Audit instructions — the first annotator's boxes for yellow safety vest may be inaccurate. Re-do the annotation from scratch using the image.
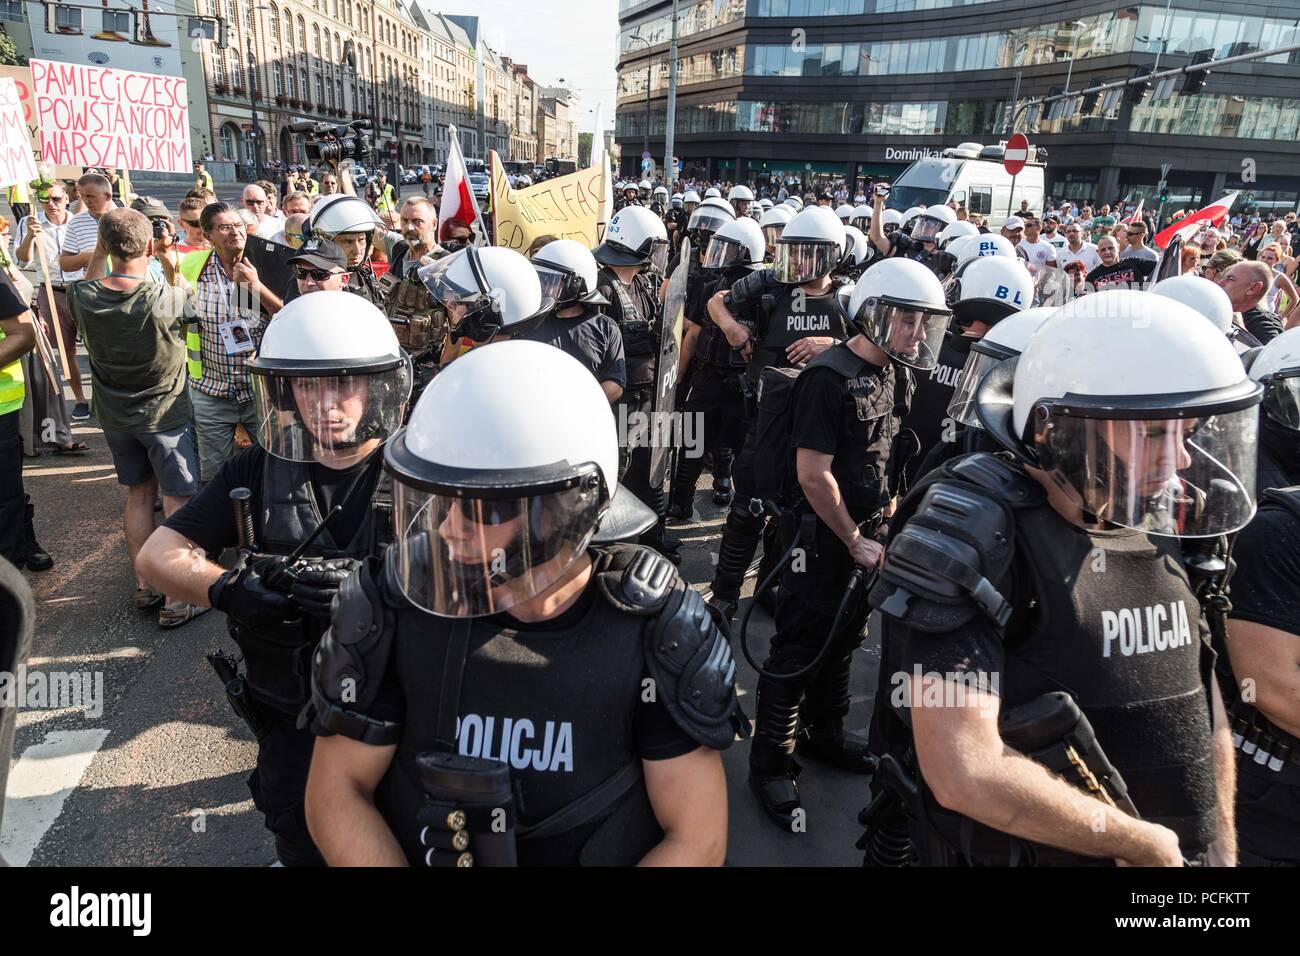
[305,178,319,195]
[377,183,397,213]
[179,249,213,381]
[195,171,214,192]
[0,327,25,416]
[7,182,29,205]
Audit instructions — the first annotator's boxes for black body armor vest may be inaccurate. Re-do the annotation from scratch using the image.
[746,288,849,386]
[902,332,975,462]
[599,268,659,394]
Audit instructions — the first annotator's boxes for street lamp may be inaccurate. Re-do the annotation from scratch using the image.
[624,34,652,174]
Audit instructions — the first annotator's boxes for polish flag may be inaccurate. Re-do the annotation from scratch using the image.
[1153,193,1239,249]
[1120,198,1143,226]
[438,125,484,245]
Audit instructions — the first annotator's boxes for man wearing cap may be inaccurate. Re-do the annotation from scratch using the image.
[1000,215,1025,247]
[194,161,214,193]
[288,238,351,296]
[120,197,183,286]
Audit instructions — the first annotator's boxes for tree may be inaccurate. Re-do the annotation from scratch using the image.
[578,132,593,168]
[0,27,24,66]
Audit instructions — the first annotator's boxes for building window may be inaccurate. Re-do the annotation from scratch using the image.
[220,123,239,162]
[296,15,306,50]
[0,2,22,23]
[102,9,130,33]
[273,63,283,95]
[54,4,83,32]
[268,4,279,39]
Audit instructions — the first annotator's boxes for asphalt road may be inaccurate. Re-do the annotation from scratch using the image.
[2,200,880,868]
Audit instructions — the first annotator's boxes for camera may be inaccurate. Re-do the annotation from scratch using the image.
[874,182,891,198]
[289,118,375,166]
[152,219,167,240]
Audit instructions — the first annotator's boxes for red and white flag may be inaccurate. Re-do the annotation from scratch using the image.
[438,125,485,245]
[1120,198,1143,225]
[1153,192,1239,249]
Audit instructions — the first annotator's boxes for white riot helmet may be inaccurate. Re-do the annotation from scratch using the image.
[840,225,871,270]
[532,239,608,307]
[686,196,735,244]
[682,189,701,210]
[944,235,975,263]
[704,216,766,272]
[901,206,925,233]
[950,255,1033,328]
[759,204,795,248]
[727,184,755,216]
[671,192,684,209]
[784,196,803,212]
[759,198,774,211]
[384,341,653,618]
[773,206,845,284]
[976,290,1262,537]
[1151,274,1234,335]
[417,246,551,345]
[910,204,958,243]
[938,220,979,249]
[957,233,1017,267]
[594,205,670,273]
[704,187,722,199]
[638,179,652,199]
[846,257,951,369]
[851,204,873,230]
[834,203,856,224]
[881,208,904,236]
[1248,326,1300,430]
[306,194,383,241]
[947,306,1055,427]
[248,292,411,467]
[653,185,669,200]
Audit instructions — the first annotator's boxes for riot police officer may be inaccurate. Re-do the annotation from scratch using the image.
[428,246,554,366]
[304,341,745,866]
[136,293,411,866]
[866,289,1256,866]
[593,206,679,561]
[747,257,950,828]
[525,239,627,402]
[705,206,852,621]
[728,185,755,219]
[1223,327,1300,865]
[1152,274,1260,356]
[898,255,1033,493]
[669,216,766,520]
[295,195,387,307]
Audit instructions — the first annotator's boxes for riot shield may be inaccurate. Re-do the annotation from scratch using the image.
[0,557,34,864]
[649,237,690,488]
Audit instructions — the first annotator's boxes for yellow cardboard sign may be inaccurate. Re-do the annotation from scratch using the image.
[490,151,606,251]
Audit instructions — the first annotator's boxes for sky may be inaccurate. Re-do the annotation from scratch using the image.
[429,0,621,134]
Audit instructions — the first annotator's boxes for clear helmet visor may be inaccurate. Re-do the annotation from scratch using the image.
[772,241,837,284]
[648,239,670,277]
[417,255,497,342]
[703,237,746,270]
[535,264,580,304]
[855,299,951,370]
[761,224,785,247]
[947,347,1004,427]
[687,207,732,236]
[1034,406,1259,538]
[389,473,607,618]
[1262,373,1300,429]
[911,216,944,242]
[251,365,411,466]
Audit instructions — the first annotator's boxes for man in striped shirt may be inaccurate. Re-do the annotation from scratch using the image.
[57,173,116,420]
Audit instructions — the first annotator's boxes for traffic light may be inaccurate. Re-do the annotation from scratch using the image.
[1127,68,1153,104]
[1160,188,1170,204]
[1183,49,1213,94]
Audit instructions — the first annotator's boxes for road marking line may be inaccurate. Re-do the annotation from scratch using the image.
[0,729,111,867]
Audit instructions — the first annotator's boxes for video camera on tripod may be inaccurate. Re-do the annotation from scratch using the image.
[289,118,375,166]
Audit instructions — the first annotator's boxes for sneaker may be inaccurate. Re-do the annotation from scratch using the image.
[71,402,90,421]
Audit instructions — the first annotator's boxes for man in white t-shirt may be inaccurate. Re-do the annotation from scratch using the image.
[1042,213,1068,251]
[241,183,281,240]
[1056,221,1102,274]
[1016,213,1057,277]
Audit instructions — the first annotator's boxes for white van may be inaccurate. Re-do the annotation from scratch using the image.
[886,142,1046,229]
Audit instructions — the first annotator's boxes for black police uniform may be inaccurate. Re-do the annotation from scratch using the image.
[310,546,745,866]
[709,270,850,615]
[866,453,1220,866]
[516,304,627,392]
[164,446,390,866]
[596,267,675,555]
[749,341,910,820]
[898,332,977,493]
[666,207,688,252]
[669,264,751,517]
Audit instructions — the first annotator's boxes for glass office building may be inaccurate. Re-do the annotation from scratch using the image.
[616,0,1300,213]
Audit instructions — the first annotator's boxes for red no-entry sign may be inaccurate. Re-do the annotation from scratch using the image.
[1004,133,1029,176]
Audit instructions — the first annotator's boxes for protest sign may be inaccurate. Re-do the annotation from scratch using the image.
[0,78,37,190]
[0,65,78,181]
[29,60,191,174]
[490,151,606,251]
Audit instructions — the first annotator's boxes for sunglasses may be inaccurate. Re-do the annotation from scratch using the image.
[45,196,67,203]
[181,218,201,228]
[244,199,266,207]
[295,267,344,281]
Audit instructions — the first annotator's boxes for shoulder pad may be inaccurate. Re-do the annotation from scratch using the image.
[870,477,1016,634]
[948,452,1045,509]
[309,557,400,744]
[727,267,780,308]
[644,585,747,750]
[595,545,677,615]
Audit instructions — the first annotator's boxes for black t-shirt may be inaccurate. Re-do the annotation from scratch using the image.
[1241,306,1285,345]
[164,445,381,556]
[0,268,27,319]
[517,306,626,389]
[1086,258,1156,291]
[365,566,698,761]
[791,353,888,457]
[1227,499,1300,638]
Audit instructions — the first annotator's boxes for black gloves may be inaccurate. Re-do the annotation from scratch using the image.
[284,557,362,618]
[209,557,297,628]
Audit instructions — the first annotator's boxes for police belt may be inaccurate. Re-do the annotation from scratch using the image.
[1229,699,1300,779]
